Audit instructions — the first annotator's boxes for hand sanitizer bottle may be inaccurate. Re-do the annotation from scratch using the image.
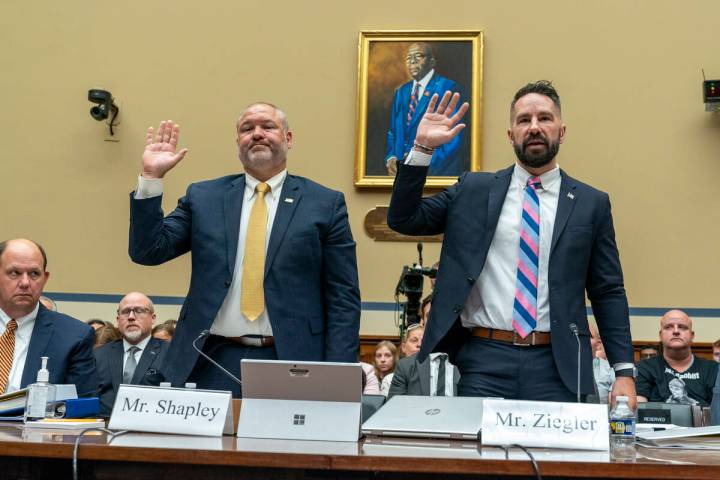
[24,356,56,422]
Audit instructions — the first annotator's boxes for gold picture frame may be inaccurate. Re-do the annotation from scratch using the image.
[354,30,484,188]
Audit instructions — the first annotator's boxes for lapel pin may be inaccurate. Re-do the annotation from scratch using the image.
[567,192,575,200]
[284,198,294,203]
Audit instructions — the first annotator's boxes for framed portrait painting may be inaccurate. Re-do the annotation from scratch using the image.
[354,30,483,188]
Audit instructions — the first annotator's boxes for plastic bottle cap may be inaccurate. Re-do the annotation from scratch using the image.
[37,356,50,383]
[616,396,629,402]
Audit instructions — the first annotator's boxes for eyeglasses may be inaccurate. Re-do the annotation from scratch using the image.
[405,53,427,63]
[118,306,153,317]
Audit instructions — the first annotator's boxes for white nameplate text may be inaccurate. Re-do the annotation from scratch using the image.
[481,399,609,451]
[109,385,233,437]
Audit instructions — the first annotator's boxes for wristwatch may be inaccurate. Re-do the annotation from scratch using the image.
[615,367,637,378]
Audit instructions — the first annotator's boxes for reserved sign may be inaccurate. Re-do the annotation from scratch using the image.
[109,385,234,436]
[481,399,609,451]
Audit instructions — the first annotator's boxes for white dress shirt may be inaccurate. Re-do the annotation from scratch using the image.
[429,352,455,396]
[412,68,435,103]
[135,170,287,337]
[0,303,39,393]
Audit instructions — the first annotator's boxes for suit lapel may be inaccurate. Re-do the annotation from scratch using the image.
[22,305,53,387]
[110,341,124,389]
[131,339,160,384]
[418,357,431,396]
[486,166,514,244]
[264,175,301,277]
[224,176,246,278]
[550,172,578,256]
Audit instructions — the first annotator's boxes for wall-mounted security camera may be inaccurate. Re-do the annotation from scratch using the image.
[703,80,720,112]
[88,88,120,135]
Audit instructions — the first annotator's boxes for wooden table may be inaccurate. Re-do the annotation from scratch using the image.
[1,424,719,480]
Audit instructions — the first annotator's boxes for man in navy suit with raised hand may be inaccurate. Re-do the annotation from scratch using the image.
[388,82,636,406]
[129,103,361,397]
[0,239,97,397]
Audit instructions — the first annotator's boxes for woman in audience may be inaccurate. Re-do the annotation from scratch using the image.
[374,340,399,396]
[94,324,121,349]
[152,321,175,342]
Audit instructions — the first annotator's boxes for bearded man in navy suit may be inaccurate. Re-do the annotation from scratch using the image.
[388,82,636,407]
[385,42,467,177]
[0,239,97,397]
[128,103,360,397]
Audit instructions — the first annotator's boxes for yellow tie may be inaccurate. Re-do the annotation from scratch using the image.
[0,319,18,393]
[241,182,271,321]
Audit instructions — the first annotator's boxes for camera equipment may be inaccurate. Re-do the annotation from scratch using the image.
[88,89,120,135]
[394,243,437,332]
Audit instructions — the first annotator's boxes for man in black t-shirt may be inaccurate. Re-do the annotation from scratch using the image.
[637,310,717,406]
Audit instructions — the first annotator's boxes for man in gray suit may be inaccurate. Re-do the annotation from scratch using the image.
[388,353,459,398]
[94,292,168,416]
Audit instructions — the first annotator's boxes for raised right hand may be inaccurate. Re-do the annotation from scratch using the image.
[142,120,189,179]
[414,91,469,149]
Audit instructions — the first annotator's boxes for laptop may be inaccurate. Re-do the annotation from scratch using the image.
[361,395,485,440]
[237,359,363,442]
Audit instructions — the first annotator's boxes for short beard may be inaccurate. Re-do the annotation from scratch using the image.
[513,136,560,169]
[123,329,146,345]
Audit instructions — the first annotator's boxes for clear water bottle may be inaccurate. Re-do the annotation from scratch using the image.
[609,395,636,461]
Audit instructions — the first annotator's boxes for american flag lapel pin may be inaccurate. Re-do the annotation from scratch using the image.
[284,198,294,203]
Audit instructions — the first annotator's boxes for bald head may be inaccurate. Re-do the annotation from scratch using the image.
[659,309,694,352]
[0,238,50,319]
[116,291,156,344]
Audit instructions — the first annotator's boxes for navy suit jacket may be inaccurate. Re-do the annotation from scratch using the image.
[95,337,169,416]
[129,173,361,386]
[385,73,467,176]
[387,164,634,395]
[20,304,98,397]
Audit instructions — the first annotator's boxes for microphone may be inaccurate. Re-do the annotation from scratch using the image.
[191,330,242,386]
[417,242,424,266]
[569,323,581,403]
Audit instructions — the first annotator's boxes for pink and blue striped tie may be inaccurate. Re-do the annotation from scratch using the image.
[512,176,542,338]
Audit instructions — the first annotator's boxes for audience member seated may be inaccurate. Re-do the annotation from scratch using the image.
[94,292,169,416]
[381,325,424,395]
[590,323,615,403]
[360,361,380,394]
[94,324,121,349]
[374,340,399,397]
[39,295,57,311]
[0,238,97,396]
[399,323,424,358]
[151,320,175,342]
[639,344,660,360]
[637,310,718,406]
[87,318,109,331]
[388,351,459,398]
[713,339,720,363]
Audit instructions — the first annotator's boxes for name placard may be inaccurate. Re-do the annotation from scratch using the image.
[109,385,233,437]
[481,399,609,451]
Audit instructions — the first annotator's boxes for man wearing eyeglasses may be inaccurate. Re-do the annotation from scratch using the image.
[385,42,467,177]
[94,292,169,416]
